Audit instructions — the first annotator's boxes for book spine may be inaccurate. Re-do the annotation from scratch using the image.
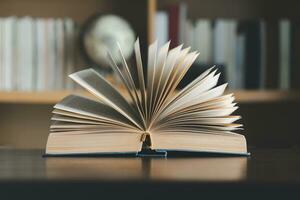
[178,2,187,45]
[213,20,237,89]
[36,19,45,91]
[279,19,291,90]
[0,17,77,91]
[213,20,226,66]
[184,19,194,50]
[0,18,3,90]
[16,18,22,91]
[154,11,169,48]
[11,17,18,90]
[259,21,266,89]
[19,17,34,91]
[32,18,38,91]
[73,22,82,90]
[242,20,262,89]
[194,19,212,64]
[264,20,279,89]
[47,19,56,90]
[55,19,65,90]
[227,20,238,89]
[19,18,27,91]
[167,5,179,48]
[27,17,34,91]
[235,32,246,89]
[291,20,300,89]
[64,18,75,90]
[3,17,15,91]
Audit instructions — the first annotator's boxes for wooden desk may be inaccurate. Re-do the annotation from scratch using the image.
[0,148,299,199]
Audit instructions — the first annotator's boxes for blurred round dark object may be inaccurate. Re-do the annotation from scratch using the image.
[80,13,135,70]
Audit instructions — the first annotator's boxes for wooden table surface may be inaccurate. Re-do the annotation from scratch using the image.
[0,148,300,199]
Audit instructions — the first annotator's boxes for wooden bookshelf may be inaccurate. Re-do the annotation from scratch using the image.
[0,91,75,104]
[0,0,299,149]
[232,90,300,102]
[1,0,297,105]
[0,90,300,104]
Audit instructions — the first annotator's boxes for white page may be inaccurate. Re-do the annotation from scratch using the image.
[107,44,145,125]
[166,72,220,111]
[52,108,135,129]
[158,116,240,127]
[153,128,238,136]
[54,94,138,129]
[151,41,170,114]
[146,41,158,122]
[162,47,191,94]
[153,51,198,119]
[49,129,142,135]
[69,68,143,130]
[167,94,235,117]
[154,45,182,107]
[155,65,213,120]
[156,123,242,132]
[52,114,104,125]
[153,47,192,117]
[106,51,144,120]
[170,66,214,103]
[160,83,228,120]
[134,39,147,115]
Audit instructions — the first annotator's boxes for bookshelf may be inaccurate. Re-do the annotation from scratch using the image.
[0,0,299,149]
[0,0,298,102]
[0,90,300,104]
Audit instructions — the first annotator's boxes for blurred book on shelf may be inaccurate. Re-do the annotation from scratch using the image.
[154,2,299,90]
[238,20,265,89]
[291,20,300,89]
[154,11,168,48]
[279,20,291,90]
[0,16,79,92]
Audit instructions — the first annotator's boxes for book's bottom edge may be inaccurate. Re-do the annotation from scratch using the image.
[43,149,250,157]
[157,149,250,157]
[43,151,139,157]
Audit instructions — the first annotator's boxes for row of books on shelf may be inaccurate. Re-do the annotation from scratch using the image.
[0,16,78,91]
[154,3,300,89]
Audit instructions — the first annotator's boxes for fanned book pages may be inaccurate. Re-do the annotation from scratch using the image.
[46,39,248,156]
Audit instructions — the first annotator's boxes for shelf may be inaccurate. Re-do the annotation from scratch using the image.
[0,91,74,104]
[0,90,300,104]
[231,90,300,103]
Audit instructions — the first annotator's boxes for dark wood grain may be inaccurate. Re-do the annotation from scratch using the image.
[0,148,299,199]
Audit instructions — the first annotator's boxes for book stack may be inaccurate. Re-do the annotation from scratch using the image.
[0,17,78,91]
[154,2,299,90]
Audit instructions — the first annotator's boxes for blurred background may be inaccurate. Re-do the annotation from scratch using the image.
[0,0,299,149]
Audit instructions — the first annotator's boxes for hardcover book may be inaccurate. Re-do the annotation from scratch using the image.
[45,39,248,156]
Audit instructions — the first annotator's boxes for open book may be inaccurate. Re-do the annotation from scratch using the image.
[46,39,248,156]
